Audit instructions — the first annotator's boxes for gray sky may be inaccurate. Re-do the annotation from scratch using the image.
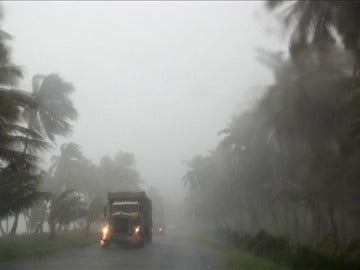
[2,1,285,201]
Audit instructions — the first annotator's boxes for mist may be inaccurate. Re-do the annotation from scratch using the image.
[3,2,360,269]
[2,1,283,202]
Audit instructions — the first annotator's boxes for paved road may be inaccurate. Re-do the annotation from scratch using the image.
[0,232,227,270]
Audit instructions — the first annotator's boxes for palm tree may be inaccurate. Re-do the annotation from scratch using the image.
[0,161,47,236]
[266,1,360,73]
[0,10,50,235]
[7,74,78,235]
[48,142,94,192]
[23,74,78,141]
[0,89,48,167]
[23,143,87,234]
[48,189,87,239]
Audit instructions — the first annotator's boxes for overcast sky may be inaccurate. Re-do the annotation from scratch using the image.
[2,1,285,202]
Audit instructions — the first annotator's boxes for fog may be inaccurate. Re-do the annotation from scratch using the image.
[2,2,360,269]
[2,1,284,202]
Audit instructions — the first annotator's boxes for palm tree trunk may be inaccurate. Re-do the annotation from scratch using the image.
[6,217,9,233]
[272,208,280,236]
[49,224,56,239]
[9,212,19,236]
[23,210,31,233]
[292,201,299,243]
[38,201,48,233]
[327,200,339,250]
[339,204,347,245]
[309,199,320,240]
[0,222,5,236]
[283,202,290,237]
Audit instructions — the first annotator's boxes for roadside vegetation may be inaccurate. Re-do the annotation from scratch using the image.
[0,230,97,263]
[185,2,360,269]
[199,233,288,270]
[200,229,360,270]
[0,0,162,254]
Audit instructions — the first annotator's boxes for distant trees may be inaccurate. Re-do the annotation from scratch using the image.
[28,144,144,236]
[183,2,360,250]
[147,187,165,224]
[48,143,94,193]
[184,45,360,247]
[97,152,142,193]
[0,1,145,237]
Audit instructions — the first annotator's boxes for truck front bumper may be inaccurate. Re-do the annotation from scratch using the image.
[101,233,143,245]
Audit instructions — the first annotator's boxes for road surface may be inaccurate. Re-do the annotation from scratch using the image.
[0,232,228,270]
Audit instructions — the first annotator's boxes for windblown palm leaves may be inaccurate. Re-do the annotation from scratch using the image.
[24,74,78,141]
[183,43,360,245]
[48,143,94,193]
[0,28,22,87]
[0,163,44,218]
[0,4,79,236]
[49,143,86,176]
[48,189,87,238]
[266,1,360,70]
[182,155,213,190]
[0,29,47,167]
[0,74,78,228]
[0,23,50,232]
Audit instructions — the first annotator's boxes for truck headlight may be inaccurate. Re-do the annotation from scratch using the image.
[102,225,109,238]
[102,226,109,234]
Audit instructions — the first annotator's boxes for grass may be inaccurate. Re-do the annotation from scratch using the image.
[198,229,360,270]
[0,230,98,263]
[198,234,289,270]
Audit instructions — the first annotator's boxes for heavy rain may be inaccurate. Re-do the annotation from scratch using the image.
[0,1,359,270]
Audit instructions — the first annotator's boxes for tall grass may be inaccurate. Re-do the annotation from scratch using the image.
[204,228,360,270]
[0,230,97,263]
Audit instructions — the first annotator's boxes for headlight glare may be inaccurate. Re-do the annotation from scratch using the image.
[102,226,109,235]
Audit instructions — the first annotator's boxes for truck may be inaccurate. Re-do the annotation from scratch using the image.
[100,191,152,248]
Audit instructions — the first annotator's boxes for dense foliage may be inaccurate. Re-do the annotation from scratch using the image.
[183,2,360,263]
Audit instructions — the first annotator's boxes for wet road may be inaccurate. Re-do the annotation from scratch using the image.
[0,232,227,270]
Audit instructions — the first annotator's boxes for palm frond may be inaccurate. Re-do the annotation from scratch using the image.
[49,189,87,228]
[0,65,23,87]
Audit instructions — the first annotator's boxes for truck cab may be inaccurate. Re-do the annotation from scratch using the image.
[101,191,152,248]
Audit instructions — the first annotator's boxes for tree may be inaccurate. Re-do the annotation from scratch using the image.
[22,142,94,235]
[23,74,78,141]
[183,44,360,247]
[147,187,165,225]
[8,74,78,235]
[85,195,105,235]
[266,1,360,73]
[0,5,52,235]
[48,189,87,239]
[98,152,142,192]
[48,143,93,192]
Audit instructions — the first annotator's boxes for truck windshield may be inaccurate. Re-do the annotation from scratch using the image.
[112,203,139,214]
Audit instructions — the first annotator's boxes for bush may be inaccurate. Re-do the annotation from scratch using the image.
[291,245,360,270]
[251,230,290,257]
[216,228,360,270]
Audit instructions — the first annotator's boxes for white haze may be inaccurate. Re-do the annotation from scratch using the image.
[2,1,285,203]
